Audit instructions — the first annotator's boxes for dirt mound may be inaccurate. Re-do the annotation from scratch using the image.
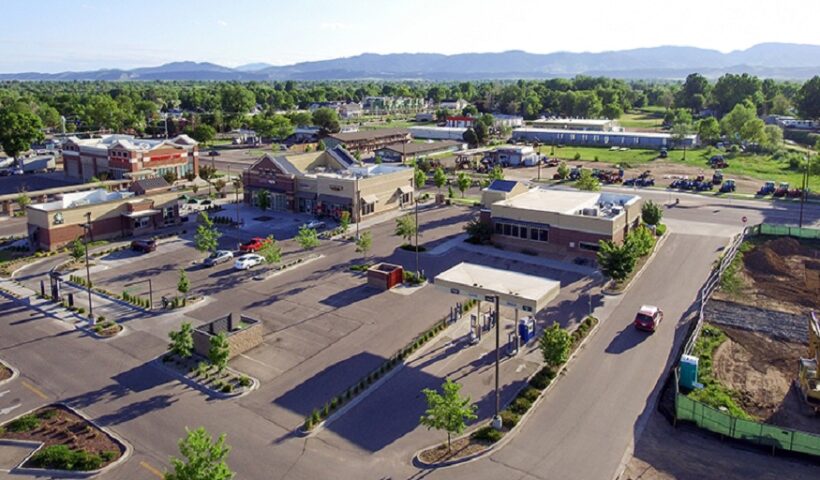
[743,247,791,277]
[766,237,803,256]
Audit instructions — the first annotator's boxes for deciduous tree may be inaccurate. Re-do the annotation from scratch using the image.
[166,427,233,480]
[394,214,418,247]
[596,240,637,282]
[295,226,320,250]
[168,322,194,359]
[257,235,281,264]
[433,167,447,191]
[575,169,601,191]
[456,172,471,197]
[539,323,572,369]
[419,379,477,451]
[194,212,221,253]
[208,332,230,373]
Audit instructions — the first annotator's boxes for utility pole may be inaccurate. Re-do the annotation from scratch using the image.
[534,141,541,181]
[83,212,93,323]
[355,175,360,240]
[491,295,502,430]
[799,147,812,229]
[415,171,420,278]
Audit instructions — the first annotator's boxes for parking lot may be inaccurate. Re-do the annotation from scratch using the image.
[0,171,80,196]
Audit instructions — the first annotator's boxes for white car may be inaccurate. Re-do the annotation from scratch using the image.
[234,254,264,270]
[302,220,326,230]
[204,250,233,267]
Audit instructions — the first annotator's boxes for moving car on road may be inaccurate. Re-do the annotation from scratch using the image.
[634,305,663,332]
[239,237,269,253]
[131,239,157,253]
[302,220,326,230]
[234,254,264,270]
[204,250,233,267]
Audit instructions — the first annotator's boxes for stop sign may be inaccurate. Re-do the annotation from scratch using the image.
[742,216,748,224]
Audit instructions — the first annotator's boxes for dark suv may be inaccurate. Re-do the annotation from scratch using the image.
[131,239,157,253]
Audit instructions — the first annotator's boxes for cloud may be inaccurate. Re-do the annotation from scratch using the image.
[217,20,228,27]
[320,21,352,31]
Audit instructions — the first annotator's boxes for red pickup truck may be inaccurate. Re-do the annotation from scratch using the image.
[239,237,269,253]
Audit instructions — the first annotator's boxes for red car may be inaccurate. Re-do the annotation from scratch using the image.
[239,237,269,253]
[634,305,663,332]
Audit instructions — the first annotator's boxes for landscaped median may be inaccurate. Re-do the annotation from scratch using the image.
[300,299,478,434]
[415,315,599,468]
[0,404,128,475]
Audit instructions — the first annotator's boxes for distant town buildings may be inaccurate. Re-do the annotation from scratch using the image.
[439,99,469,111]
[61,134,199,181]
[445,116,476,128]
[531,118,618,132]
[492,114,525,128]
[511,127,697,149]
[765,115,820,131]
[408,126,468,140]
[375,140,465,163]
[323,128,411,154]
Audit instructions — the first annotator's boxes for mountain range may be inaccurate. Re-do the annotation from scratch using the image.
[2,43,819,81]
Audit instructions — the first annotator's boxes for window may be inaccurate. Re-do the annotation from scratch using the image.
[539,229,548,242]
[579,242,600,252]
[495,223,503,234]
[518,226,528,239]
[361,202,374,216]
[530,228,538,240]
[503,224,511,236]
[511,225,518,237]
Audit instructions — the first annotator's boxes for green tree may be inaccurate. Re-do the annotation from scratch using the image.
[189,124,216,145]
[433,167,447,192]
[0,108,44,159]
[464,218,493,244]
[355,231,372,258]
[625,225,656,257]
[462,128,478,146]
[168,322,194,359]
[199,165,216,184]
[575,169,601,191]
[762,125,784,151]
[251,114,294,140]
[213,179,226,196]
[257,235,281,264]
[739,118,766,145]
[194,212,221,253]
[208,332,230,373]
[797,75,820,119]
[697,117,721,145]
[419,379,477,451]
[641,200,663,225]
[166,427,233,480]
[456,172,471,197]
[15,191,30,211]
[296,226,320,250]
[338,210,351,232]
[255,190,271,210]
[675,73,710,112]
[711,73,763,116]
[414,167,426,193]
[596,240,637,282]
[487,165,504,181]
[539,323,572,369]
[556,161,570,180]
[177,269,190,302]
[720,101,757,141]
[312,107,340,134]
[394,214,418,247]
[69,237,86,262]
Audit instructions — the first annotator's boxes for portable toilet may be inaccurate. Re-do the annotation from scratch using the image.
[518,317,536,344]
[679,354,700,390]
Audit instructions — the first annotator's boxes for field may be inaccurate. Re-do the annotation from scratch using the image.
[617,107,665,130]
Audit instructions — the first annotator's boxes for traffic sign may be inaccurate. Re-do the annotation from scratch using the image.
[742,216,747,224]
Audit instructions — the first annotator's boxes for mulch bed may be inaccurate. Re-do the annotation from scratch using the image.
[418,436,494,464]
[0,363,12,382]
[0,405,123,468]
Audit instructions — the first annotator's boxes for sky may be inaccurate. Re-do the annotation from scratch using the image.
[1,0,819,73]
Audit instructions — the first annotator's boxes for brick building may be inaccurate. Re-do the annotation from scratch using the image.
[62,134,199,181]
[323,128,410,154]
[26,189,182,251]
[481,184,642,257]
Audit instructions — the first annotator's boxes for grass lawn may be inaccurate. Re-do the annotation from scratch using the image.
[537,145,662,165]
[363,120,432,129]
[618,108,665,130]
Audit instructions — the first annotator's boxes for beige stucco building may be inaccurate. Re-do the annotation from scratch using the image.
[480,183,642,257]
[26,188,182,251]
[244,146,415,221]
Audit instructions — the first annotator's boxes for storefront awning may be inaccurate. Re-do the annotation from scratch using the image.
[361,194,378,204]
[398,185,414,194]
[122,209,160,218]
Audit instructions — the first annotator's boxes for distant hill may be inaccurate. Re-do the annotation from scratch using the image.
[2,43,819,81]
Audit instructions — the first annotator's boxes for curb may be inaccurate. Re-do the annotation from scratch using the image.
[252,254,323,281]
[602,228,670,297]
[151,357,259,400]
[413,317,602,470]
[0,359,20,387]
[1,403,132,478]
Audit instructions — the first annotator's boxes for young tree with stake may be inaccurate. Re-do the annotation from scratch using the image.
[419,379,477,451]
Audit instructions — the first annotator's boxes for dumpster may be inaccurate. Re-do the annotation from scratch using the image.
[367,263,404,290]
[518,317,535,344]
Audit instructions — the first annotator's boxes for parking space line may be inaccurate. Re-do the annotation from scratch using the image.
[140,461,165,479]
[21,380,47,400]
[239,353,273,369]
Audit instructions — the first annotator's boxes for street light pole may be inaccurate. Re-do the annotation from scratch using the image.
[534,141,541,181]
[415,172,420,278]
[83,212,93,323]
[355,175,360,240]
[491,294,502,430]
[799,148,812,229]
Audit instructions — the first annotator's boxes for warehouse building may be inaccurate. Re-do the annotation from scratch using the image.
[376,140,465,163]
[409,126,468,140]
[323,128,411,154]
[511,127,697,149]
[480,184,642,257]
[531,118,617,131]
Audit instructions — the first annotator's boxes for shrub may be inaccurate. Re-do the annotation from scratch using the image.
[239,375,251,387]
[220,383,233,393]
[529,367,554,390]
[38,408,58,420]
[77,307,85,315]
[330,397,339,410]
[472,426,503,443]
[322,403,330,418]
[573,152,581,161]
[100,451,118,462]
[311,409,321,424]
[304,416,314,431]
[6,414,39,432]
[520,386,541,403]
[97,315,105,323]
[28,444,103,471]
[655,223,667,236]
[509,397,533,415]
[500,410,520,429]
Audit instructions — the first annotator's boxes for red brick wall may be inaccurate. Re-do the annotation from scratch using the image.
[40,216,125,251]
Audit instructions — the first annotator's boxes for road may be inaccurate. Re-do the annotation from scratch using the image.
[0,193,816,479]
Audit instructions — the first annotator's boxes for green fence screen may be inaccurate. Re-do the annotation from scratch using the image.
[756,224,820,239]
[676,394,820,456]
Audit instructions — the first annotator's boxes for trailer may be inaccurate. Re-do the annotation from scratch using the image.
[19,155,56,173]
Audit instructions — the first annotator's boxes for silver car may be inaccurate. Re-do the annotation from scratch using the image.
[204,250,233,267]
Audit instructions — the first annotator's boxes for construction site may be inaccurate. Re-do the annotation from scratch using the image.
[704,236,820,433]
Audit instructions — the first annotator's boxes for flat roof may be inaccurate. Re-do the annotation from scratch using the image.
[380,140,463,155]
[533,118,613,126]
[513,127,696,140]
[328,128,409,142]
[435,262,560,312]
[30,188,135,211]
[495,188,640,219]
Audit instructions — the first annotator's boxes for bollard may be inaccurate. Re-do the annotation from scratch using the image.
[67,293,74,307]
[40,280,45,297]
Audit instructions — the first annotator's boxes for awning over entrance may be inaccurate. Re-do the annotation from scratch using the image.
[361,194,378,204]
[434,262,560,313]
[121,209,160,218]
[398,185,414,194]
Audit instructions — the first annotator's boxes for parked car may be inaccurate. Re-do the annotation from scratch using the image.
[634,305,663,332]
[234,254,264,270]
[239,237,269,253]
[302,220,326,230]
[131,239,157,253]
[204,250,233,267]
[0,169,11,177]
[12,168,24,175]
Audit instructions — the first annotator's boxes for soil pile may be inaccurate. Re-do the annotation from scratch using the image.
[767,237,803,256]
[744,247,790,277]
[741,239,819,310]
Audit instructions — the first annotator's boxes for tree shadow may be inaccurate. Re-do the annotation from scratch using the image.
[319,283,377,308]
[62,362,173,412]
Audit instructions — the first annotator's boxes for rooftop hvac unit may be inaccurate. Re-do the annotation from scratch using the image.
[610,207,621,215]
[582,208,598,217]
